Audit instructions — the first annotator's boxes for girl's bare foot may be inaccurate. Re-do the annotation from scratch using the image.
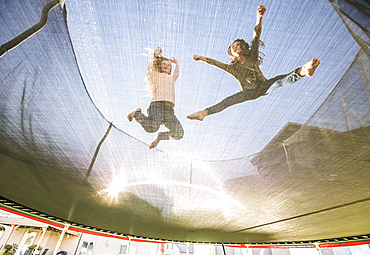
[187,110,208,121]
[127,108,141,122]
[149,132,162,149]
[299,58,320,77]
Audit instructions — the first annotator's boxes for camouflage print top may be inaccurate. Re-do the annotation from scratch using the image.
[205,27,267,90]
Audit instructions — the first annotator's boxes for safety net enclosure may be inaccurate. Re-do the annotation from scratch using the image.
[0,0,369,244]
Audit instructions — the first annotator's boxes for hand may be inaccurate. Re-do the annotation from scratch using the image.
[154,46,162,56]
[170,57,178,65]
[257,5,266,17]
[193,55,206,62]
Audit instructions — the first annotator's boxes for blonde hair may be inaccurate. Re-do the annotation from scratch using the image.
[144,48,171,96]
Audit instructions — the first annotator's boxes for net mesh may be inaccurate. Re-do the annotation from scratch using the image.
[0,0,369,243]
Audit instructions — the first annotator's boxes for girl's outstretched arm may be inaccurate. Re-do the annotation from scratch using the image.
[149,47,162,73]
[255,5,266,30]
[170,57,179,81]
[193,55,207,62]
[194,54,236,76]
[154,46,162,57]
[250,5,266,60]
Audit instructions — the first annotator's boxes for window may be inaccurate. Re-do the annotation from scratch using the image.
[79,241,95,255]
[119,245,127,255]
[235,248,248,255]
[118,244,136,255]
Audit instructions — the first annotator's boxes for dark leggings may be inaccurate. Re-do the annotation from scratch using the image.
[206,69,302,115]
[134,101,184,141]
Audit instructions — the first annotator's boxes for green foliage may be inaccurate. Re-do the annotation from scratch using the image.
[4,243,18,255]
[30,244,42,250]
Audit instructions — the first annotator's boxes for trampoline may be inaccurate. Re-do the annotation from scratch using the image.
[0,0,370,245]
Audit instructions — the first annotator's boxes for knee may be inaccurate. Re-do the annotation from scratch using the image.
[172,127,184,140]
[144,123,160,133]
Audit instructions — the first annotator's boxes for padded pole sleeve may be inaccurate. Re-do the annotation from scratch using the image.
[0,0,61,58]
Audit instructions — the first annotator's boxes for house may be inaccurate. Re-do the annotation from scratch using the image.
[1,209,369,255]
[0,209,157,255]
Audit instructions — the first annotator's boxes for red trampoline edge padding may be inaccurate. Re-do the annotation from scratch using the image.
[228,240,370,249]
[1,205,369,248]
[0,205,65,229]
[0,205,127,240]
[0,205,166,243]
[319,240,370,248]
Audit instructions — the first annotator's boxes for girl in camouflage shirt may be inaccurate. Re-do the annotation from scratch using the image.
[187,5,320,121]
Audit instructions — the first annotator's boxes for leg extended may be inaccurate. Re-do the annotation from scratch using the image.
[187,89,259,121]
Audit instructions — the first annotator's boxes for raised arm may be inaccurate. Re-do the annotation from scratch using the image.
[170,57,179,81]
[255,5,266,30]
[250,5,266,60]
[148,46,163,73]
[154,46,162,58]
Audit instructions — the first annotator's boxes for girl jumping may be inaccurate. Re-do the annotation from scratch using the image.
[187,5,320,121]
[128,47,184,149]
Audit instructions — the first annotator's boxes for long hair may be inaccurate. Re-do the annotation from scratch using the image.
[144,48,171,96]
[227,39,265,65]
